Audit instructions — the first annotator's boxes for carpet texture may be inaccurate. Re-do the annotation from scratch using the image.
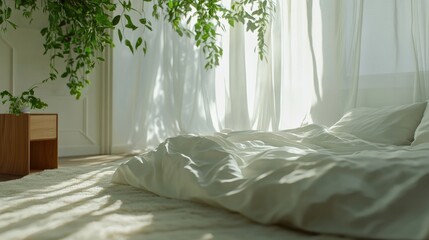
[0,160,343,240]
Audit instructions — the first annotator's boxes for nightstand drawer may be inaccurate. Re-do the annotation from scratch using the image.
[30,115,57,140]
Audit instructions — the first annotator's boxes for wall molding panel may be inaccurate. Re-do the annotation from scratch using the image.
[0,35,15,93]
[1,15,106,157]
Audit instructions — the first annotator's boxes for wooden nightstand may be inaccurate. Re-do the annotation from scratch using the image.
[0,113,58,176]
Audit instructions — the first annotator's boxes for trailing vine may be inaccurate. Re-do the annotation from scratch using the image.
[0,0,274,112]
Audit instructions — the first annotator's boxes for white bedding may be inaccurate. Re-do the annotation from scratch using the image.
[113,124,429,240]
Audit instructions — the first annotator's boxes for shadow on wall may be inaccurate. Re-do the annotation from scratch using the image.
[117,18,219,152]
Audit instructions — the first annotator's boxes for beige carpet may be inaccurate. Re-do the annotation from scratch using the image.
[0,159,344,240]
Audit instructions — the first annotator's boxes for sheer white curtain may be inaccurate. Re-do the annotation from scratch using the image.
[112,0,429,153]
[412,0,429,101]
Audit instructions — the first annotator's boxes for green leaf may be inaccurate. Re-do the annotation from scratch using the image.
[228,19,235,27]
[5,7,11,19]
[246,21,257,32]
[143,41,147,55]
[125,39,134,53]
[111,15,121,26]
[117,29,123,42]
[124,14,137,30]
[135,37,142,49]
[61,72,69,78]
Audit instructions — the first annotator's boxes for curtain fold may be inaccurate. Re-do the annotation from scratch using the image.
[226,22,251,130]
[412,0,429,102]
[344,0,364,109]
[112,0,429,153]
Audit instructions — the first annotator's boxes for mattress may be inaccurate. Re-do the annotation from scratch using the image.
[0,160,342,240]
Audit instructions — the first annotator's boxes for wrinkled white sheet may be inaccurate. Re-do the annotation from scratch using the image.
[112,124,429,240]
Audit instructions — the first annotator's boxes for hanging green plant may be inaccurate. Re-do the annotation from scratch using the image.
[0,0,274,111]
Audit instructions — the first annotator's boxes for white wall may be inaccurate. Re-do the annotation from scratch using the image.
[0,10,106,156]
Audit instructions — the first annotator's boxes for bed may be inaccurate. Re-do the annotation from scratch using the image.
[113,102,429,240]
[1,102,428,239]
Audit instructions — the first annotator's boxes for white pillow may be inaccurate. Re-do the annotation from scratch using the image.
[329,102,427,145]
[412,101,429,146]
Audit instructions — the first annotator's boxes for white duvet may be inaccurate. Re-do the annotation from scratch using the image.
[112,124,429,239]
